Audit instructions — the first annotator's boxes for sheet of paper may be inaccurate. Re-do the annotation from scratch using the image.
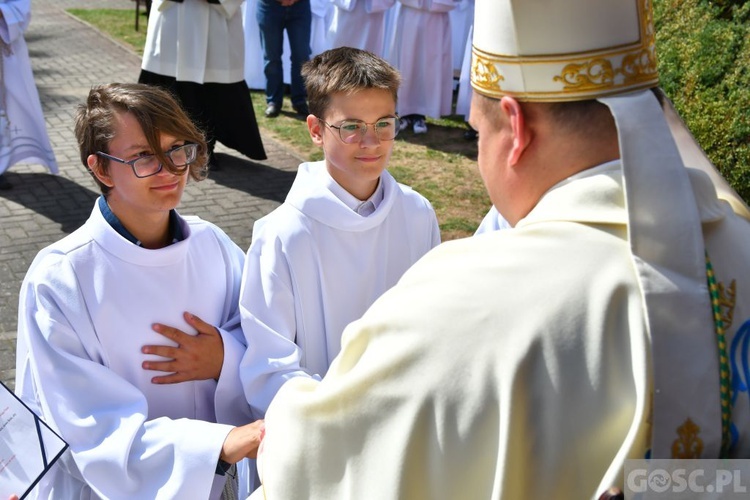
[0,382,67,499]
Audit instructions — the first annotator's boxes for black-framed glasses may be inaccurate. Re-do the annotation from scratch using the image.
[318,116,400,144]
[95,143,198,178]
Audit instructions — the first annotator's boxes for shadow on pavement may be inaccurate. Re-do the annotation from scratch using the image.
[394,122,478,162]
[0,171,98,233]
[206,153,295,203]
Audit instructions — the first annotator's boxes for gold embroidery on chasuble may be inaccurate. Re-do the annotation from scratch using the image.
[718,280,737,330]
[671,418,703,459]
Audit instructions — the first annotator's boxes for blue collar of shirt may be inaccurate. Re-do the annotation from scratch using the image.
[98,196,184,246]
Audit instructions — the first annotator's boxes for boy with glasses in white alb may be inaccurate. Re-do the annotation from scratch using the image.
[239,47,441,419]
[15,83,264,499]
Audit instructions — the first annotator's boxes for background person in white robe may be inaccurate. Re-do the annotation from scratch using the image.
[15,83,263,500]
[248,1,750,498]
[386,0,459,134]
[238,47,440,418]
[0,0,58,190]
[454,10,477,140]
[448,0,471,77]
[139,0,267,168]
[473,204,509,235]
[328,0,394,57]
[242,0,266,90]
[309,0,332,56]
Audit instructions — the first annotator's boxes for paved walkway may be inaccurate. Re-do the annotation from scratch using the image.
[0,0,302,388]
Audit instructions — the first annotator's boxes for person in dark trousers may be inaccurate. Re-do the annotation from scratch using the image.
[138,0,267,169]
[256,0,312,118]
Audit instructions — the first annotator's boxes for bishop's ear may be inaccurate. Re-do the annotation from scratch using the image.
[501,96,531,166]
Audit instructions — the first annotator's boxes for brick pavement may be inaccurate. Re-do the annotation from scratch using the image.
[0,0,302,388]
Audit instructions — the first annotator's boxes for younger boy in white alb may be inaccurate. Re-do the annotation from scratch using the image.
[239,47,440,417]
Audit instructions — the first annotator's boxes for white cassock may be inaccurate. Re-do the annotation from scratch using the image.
[0,0,57,174]
[242,0,266,90]
[386,0,458,118]
[448,0,472,75]
[140,0,267,161]
[142,0,245,84]
[328,0,395,57]
[15,203,252,500]
[382,1,400,60]
[474,203,510,235]
[310,0,333,56]
[454,20,472,118]
[239,160,440,417]
[250,160,750,499]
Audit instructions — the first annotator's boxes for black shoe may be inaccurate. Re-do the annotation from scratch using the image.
[293,103,309,117]
[463,125,478,141]
[265,103,281,118]
[398,116,411,132]
[0,174,12,190]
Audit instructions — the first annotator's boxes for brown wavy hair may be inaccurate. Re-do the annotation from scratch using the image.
[302,47,401,120]
[74,82,209,195]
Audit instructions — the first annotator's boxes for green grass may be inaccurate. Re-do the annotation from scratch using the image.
[67,8,149,56]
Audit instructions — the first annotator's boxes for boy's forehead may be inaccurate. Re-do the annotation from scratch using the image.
[110,110,142,135]
[325,89,397,120]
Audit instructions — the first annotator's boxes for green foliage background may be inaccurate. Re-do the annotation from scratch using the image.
[654,0,750,202]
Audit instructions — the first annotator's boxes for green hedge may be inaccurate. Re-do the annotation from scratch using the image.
[654,0,750,202]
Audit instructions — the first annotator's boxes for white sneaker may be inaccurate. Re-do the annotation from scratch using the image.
[398,117,411,132]
[413,118,427,134]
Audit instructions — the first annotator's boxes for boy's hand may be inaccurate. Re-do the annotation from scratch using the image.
[142,312,224,383]
[221,420,266,462]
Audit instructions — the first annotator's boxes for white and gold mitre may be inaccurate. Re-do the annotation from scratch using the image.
[471,0,659,101]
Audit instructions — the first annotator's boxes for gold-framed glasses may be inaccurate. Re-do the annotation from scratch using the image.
[318,116,400,144]
[95,143,198,178]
